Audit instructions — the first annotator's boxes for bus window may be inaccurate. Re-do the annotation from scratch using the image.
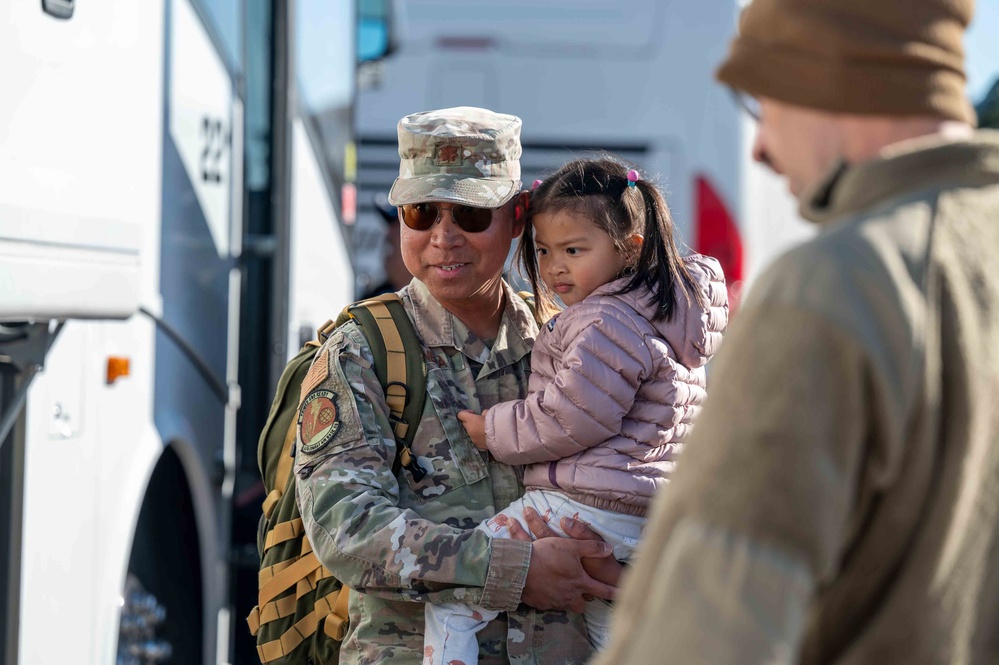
[194,0,242,70]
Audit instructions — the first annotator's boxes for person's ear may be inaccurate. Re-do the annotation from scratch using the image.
[629,232,644,254]
[512,191,530,237]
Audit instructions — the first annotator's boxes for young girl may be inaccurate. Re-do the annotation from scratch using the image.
[422,157,728,664]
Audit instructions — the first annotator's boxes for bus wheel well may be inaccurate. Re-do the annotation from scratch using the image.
[119,446,203,664]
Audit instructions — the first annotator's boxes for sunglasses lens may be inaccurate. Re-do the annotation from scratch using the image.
[452,205,493,233]
[400,203,495,233]
[400,203,438,231]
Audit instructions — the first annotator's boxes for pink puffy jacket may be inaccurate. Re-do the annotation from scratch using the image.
[485,254,728,516]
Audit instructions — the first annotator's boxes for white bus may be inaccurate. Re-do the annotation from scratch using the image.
[0,0,369,662]
[352,0,809,306]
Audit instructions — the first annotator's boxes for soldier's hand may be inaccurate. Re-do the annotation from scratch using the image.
[563,516,624,588]
[522,536,616,613]
[457,410,489,450]
[510,507,625,589]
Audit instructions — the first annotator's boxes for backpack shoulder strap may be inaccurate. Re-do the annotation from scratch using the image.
[344,293,428,481]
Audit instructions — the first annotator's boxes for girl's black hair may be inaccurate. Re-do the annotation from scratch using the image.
[518,156,701,321]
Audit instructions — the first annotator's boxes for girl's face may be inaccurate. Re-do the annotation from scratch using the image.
[532,210,638,307]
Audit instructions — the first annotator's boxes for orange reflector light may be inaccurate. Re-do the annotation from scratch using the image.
[106,357,131,385]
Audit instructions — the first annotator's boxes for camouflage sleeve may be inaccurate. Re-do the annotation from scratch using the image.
[485,311,649,465]
[294,323,531,611]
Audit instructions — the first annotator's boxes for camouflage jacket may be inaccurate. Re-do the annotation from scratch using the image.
[295,279,593,665]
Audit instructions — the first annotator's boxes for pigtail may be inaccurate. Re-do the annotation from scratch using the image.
[621,179,701,321]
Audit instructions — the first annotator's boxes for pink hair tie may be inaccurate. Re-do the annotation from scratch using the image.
[532,179,543,191]
[626,169,640,187]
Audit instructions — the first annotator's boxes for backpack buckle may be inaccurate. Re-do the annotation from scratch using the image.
[398,444,428,482]
[385,380,410,406]
[317,319,337,343]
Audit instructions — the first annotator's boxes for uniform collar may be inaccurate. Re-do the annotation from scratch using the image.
[405,279,537,374]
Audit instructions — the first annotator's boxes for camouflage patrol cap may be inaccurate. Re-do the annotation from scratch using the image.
[387,106,523,208]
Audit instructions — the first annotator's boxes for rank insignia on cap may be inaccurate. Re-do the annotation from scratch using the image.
[298,389,342,454]
[435,143,462,166]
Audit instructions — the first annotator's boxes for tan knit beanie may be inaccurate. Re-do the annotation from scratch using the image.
[716,0,977,124]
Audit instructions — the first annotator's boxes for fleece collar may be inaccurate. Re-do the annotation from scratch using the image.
[800,130,999,226]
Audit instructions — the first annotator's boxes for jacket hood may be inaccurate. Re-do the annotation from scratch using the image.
[590,254,728,369]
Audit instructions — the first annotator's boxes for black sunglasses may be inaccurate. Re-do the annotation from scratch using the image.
[399,202,496,233]
[728,87,761,122]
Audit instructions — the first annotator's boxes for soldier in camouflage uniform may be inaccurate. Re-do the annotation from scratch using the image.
[295,107,615,665]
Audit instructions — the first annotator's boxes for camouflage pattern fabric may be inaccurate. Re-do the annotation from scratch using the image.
[387,106,523,209]
[295,279,593,665]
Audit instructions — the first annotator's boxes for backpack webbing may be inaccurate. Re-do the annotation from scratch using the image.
[248,293,426,663]
[342,296,428,480]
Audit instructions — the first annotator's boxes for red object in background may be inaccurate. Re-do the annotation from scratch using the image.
[695,174,744,312]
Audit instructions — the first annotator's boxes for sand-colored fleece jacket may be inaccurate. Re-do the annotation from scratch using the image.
[594,132,999,665]
[485,254,728,516]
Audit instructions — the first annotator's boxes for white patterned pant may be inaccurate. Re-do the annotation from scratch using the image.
[423,489,645,665]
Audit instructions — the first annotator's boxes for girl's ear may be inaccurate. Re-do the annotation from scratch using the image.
[623,233,644,267]
[628,232,644,258]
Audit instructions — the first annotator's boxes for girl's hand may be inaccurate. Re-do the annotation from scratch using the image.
[457,410,489,450]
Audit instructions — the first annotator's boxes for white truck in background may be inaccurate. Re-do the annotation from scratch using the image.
[353,1,999,307]
[0,0,371,662]
[352,0,811,306]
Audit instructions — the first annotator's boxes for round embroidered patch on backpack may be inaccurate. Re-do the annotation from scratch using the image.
[298,389,342,454]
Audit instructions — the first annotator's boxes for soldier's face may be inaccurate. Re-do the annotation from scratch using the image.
[400,198,524,309]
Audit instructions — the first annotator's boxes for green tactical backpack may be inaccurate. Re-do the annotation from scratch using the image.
[247,293,429,664]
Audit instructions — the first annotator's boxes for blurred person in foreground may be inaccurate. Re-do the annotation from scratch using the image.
[595,0,999,663]
[295,106,615,665]
[362,193,413,299]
